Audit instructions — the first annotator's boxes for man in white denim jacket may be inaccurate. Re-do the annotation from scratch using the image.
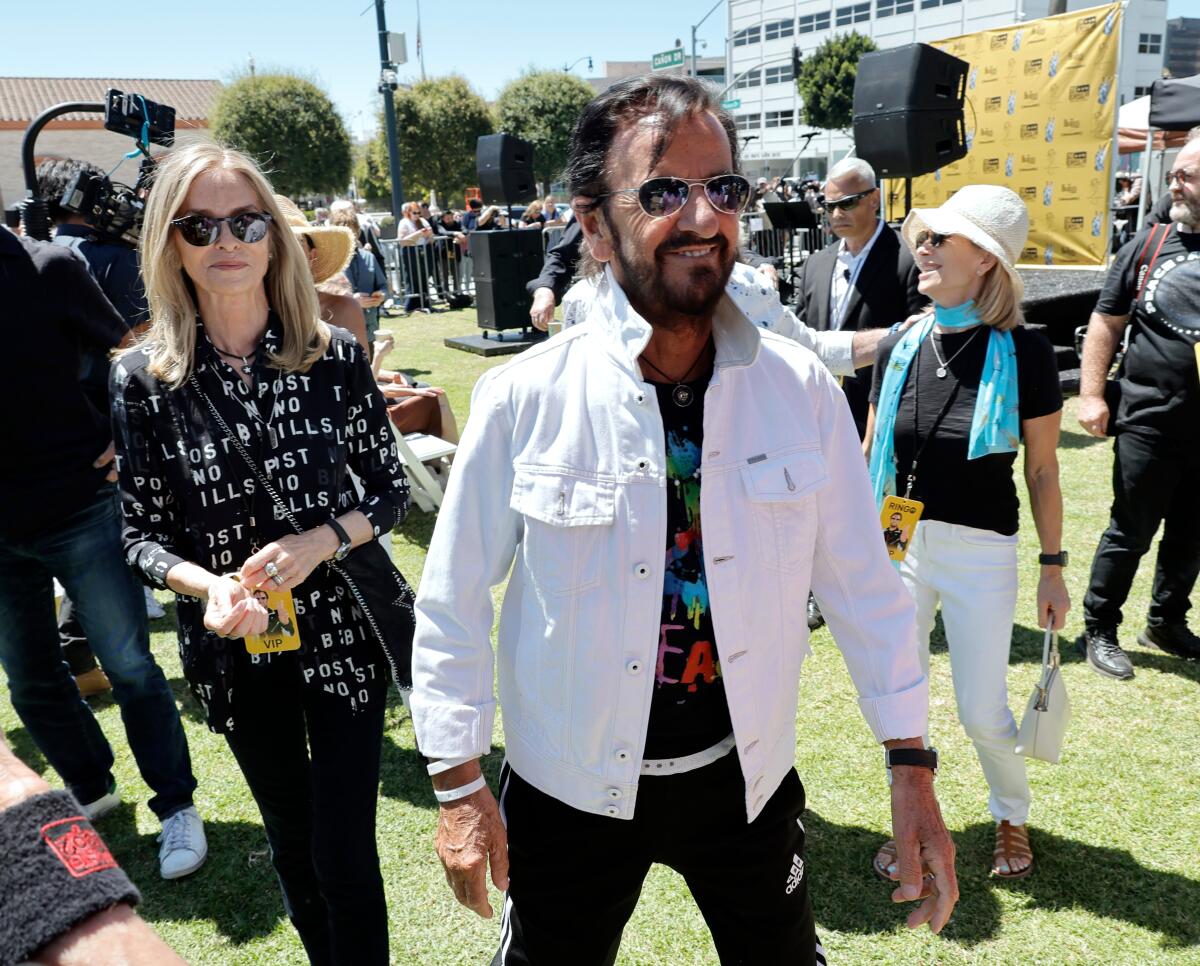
[411,75,957,965]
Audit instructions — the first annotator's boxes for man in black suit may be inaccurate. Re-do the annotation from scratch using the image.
[795,158,923,439]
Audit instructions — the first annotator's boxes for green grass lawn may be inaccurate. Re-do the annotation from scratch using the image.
[4,307,1198,965]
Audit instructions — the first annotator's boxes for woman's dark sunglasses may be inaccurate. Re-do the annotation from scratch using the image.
[170,211,273,247]
[598,174,752,218]
[914,230,951,249]
[819,190,873,213]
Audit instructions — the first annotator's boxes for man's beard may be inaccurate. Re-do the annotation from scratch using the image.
[1170,194,1200,230]
[610,223,735,330]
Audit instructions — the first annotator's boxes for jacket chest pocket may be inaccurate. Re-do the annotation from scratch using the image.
[740,450,828,576]
[510,470,616,597]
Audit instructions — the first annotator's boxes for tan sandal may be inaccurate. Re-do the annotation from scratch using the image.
[992,820,1034,879]
[872,839,899,881]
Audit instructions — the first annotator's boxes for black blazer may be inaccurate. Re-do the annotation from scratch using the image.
[795,226,923,437]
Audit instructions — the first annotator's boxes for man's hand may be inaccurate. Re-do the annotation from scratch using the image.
[529,287,555,331]
[433,763,509,918]
[94,442,118,483]
[889,764,958,933]
[1077,394,1109,438]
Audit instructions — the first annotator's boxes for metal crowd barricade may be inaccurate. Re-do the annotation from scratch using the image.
[379,235,474,312]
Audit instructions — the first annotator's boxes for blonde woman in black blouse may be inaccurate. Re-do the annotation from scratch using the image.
[110,142,409,965]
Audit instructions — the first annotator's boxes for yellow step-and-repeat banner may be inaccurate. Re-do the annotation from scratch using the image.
[896,2,1122,266]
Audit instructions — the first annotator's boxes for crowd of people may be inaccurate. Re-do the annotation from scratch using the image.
[0,71,1197,966]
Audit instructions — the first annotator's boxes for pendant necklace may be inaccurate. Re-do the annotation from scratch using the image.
[211,342,256,376]
[929,326,982,379]
[639,337,714,408]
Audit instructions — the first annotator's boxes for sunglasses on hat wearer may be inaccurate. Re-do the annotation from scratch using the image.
[171,211,273,247]
[913,230,951,249]
[592,174,752,218]
[819,189,874,213]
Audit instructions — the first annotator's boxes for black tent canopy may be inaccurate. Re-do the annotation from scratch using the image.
[1148,74,1200,131]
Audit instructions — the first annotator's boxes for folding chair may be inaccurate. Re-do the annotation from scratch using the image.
[393,429,456,512]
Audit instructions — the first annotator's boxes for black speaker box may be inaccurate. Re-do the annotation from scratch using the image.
[473,279,533,331]
[852,43,969,179]
[853,44,967,117]
[476,133,537,206]
[853,111,968,179]
[469,229,545,331]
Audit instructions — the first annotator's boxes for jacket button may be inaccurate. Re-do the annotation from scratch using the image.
[605,804,620,817]
[615,749,630,762]
[633,563,650,579]
[626,659,643,674]
[636,458,650,471]
[607,787,622,799]
[635,391,646,404]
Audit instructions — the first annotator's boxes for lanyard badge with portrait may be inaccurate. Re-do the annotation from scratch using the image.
[880,334,971,563]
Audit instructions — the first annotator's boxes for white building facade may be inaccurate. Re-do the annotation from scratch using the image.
[726,0,1167,179]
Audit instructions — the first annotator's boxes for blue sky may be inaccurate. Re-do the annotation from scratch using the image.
[4,0,1189,141]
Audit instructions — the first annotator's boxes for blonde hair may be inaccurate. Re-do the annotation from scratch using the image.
[973,261,1024,332]
[329,203,360,231]
[523,200,543,220]
[131,141,328,388]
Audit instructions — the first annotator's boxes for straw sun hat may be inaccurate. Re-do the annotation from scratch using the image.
[273,195,355,284]
[901,184,1029,292]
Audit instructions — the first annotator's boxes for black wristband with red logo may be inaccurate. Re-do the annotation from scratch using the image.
[0,790,139,966]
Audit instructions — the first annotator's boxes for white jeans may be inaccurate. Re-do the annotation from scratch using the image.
[898,519,1031,825]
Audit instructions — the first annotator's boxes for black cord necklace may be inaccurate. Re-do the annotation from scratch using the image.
[210,342,257,375]
[640,337,714,408]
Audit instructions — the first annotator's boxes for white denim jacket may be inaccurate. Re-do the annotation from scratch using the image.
[411,267,927,823]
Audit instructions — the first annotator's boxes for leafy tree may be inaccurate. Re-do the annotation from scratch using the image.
[210,73,352,196]
[795,32,878,132]
[356,75,493,207]
[494,71,595,191]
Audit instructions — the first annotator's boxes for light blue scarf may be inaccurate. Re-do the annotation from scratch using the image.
[868,301,1020,508]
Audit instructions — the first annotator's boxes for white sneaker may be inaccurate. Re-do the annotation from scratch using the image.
[158,806,207,880]
[80,784,121,822]
[144,586,166,619]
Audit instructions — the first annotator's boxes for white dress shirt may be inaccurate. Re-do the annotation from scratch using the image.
[829,217,886,330]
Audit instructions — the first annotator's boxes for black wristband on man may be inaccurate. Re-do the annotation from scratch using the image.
[0,790,139,966]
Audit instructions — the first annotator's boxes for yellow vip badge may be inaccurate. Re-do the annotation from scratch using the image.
[880,495,925,563]
[243,587,301,655]
[1194,343,1200,383]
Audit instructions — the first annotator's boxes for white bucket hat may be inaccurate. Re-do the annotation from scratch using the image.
[901,184,1029,293]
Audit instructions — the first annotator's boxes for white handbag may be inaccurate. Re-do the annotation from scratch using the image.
[1015,625,1070,763]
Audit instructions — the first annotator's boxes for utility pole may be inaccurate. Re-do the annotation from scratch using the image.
[374,0,405,221]
[691,0,724,78]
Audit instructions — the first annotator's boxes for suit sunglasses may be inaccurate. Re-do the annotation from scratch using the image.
[819,190,873,213]
[171,211,273,247]
[914,230,951,249]
[597,174,752,218]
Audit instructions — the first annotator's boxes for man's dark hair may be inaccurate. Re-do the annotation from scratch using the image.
[468,198,482,209]
[36,157,106,224]
[566,74,739,208]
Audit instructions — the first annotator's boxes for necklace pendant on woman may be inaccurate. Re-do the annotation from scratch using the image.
[936,366,948,380]
[672,384,694,408]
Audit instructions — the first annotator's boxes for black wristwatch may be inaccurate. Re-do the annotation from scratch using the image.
[885,747,938,785]
[324,518,353,562]
[1038,551,1069,568]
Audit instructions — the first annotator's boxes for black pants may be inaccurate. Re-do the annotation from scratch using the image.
[57,593,98,675]
[223,655,389,966]
[492,752,823,966]
[1084,429,1200,630]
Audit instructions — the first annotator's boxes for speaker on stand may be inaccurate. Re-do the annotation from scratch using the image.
[851,44,969,218]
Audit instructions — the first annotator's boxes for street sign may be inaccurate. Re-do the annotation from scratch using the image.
[652,47,685,71]
[388,32,408,66]
[721,98,741,110]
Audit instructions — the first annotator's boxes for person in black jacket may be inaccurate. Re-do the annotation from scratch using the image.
[109,142,409,965]
[793,158,924,439]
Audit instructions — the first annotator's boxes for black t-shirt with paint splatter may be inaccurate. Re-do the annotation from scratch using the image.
[642,367,733,761]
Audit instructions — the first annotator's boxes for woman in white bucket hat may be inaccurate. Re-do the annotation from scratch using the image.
[864,184,1070,880]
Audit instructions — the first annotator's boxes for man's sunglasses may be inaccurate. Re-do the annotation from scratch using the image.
[596,174,752,218]
[170,211,273,247]
[819,190,874,213]
[913,230,951,249]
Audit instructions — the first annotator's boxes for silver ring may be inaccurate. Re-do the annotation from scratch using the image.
[270,573,285,587]
[264,561,279,578]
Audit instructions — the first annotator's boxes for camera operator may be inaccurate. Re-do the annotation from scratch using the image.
[0,224,204,882]
[36,158,161,698]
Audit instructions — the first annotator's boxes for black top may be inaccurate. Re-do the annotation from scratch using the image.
[52,225,148,329]
[643,368,733,759]
[1095,224,1200,440]
[870,325,1062,536]
[0,228,129,540]
[110,317,410,733]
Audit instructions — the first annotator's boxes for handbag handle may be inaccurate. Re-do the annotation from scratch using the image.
[1035,622,1060,711]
